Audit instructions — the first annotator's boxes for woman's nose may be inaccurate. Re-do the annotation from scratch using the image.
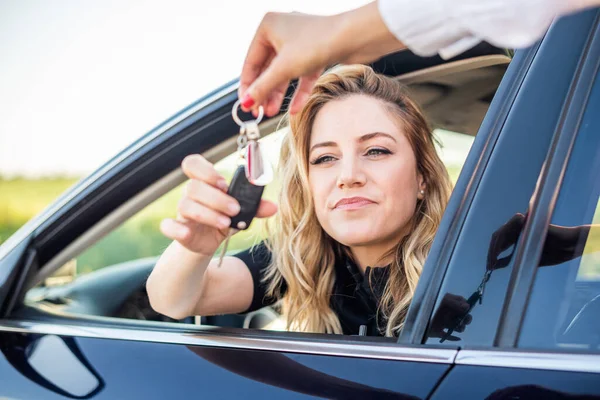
[336,157,366,189]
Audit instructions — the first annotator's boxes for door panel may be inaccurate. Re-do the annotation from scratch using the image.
[0,332,449,399]
[431,365,600,399]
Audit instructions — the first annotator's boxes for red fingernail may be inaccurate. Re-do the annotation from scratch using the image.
[241,93,255,109]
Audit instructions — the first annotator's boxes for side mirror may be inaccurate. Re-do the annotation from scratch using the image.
[1,333,104,399]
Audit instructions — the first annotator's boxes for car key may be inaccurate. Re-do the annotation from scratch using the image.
[217,164,265,267]
[439,269,492,343]
[217,100,269,267]
[227,164,265,230]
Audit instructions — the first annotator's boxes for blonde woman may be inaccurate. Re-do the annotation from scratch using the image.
[148,65,454,337]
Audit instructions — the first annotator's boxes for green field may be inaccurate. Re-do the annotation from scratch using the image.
[0,161,279,276]
[0,176,79,244]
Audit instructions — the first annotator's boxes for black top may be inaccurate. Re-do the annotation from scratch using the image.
[232,242,390,336]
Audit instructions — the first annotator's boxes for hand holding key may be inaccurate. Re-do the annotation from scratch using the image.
[160,154,277,257]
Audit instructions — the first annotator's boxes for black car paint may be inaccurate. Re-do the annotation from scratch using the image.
[1,333,445,399]
[1,8,600,400]
[432,365,600,399]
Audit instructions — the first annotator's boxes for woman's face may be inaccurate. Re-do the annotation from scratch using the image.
[308,94,425,249]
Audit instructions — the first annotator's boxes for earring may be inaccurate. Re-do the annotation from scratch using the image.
[420,190,425,195]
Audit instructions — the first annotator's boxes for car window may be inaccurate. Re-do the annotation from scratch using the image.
[24,59,525,337]
[518,70,600,352]
[73,131,285,278]
[29,123,473,326]
[423,12,597,347]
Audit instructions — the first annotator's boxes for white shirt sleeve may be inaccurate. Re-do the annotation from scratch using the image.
[377,0,586,60]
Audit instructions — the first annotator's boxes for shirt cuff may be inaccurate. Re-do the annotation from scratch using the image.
[377,0,474,58]
[438,36,482,60]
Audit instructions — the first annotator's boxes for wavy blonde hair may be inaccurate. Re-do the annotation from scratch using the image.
[263,65,452,336]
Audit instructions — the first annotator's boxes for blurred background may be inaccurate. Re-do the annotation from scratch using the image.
[1,0,476,278]
[0,0,371,269]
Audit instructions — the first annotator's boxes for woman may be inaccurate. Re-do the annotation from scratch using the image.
[147,64,453,337]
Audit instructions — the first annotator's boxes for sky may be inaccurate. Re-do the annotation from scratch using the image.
[0,0,369,178]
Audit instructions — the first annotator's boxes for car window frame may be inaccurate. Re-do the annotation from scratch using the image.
[0,50,518,359]
[509,18,600,350]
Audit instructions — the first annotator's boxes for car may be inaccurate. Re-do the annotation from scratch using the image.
[1,7,599,399]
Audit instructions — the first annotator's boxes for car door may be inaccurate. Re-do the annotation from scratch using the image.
[419,7,600,399]
[0,49,510,399]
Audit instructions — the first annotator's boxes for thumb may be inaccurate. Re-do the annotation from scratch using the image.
[256,199,278,218]
[245,55,291,110]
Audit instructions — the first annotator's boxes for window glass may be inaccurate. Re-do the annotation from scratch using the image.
[423,14,595,346]
[26,63,508,334]
[27,125,473,324]
[518,71,600,351]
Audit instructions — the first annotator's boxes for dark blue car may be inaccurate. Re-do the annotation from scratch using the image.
[1,7,600,399]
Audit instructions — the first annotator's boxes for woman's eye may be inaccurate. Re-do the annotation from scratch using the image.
[365,148,392,157]
[311,155,336,165]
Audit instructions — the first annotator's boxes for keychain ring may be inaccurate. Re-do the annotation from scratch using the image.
[232,99,264,126]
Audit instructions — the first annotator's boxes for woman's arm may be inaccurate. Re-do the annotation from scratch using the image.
[146,154,277,319]
[147,243,255,319]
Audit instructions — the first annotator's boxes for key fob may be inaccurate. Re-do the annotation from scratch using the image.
[227,165,265,230]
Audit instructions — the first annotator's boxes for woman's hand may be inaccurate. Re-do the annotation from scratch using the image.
[428,293,473,341]
[160,154,278,257]
[239,2,405,117]
[486,213,526,271]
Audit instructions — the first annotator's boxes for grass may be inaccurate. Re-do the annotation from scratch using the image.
[0,177,79,243]
[0,153,280,275]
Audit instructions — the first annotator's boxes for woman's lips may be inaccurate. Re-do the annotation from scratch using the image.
[334,197,376,210]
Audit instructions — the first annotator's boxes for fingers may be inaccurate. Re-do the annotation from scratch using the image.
[181,155,227,190]
[256,199,278,218]
[239,19,275,108]
[185,179,240,218]
[455,314,473,333]
[264,80,288,117]
[180,154,278,221]
[244,55,292,115]
[443,293,470,312]
[178,197,231,230]
[160,218,192,243]
[289,69,322,115]
[178,154,238,231]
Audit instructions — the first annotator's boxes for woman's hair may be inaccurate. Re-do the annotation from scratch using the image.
[263,64,452,336]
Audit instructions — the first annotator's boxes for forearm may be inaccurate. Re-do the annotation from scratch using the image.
[147,241,213,319]
[332,1,406,65]
[540,224,600,266]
